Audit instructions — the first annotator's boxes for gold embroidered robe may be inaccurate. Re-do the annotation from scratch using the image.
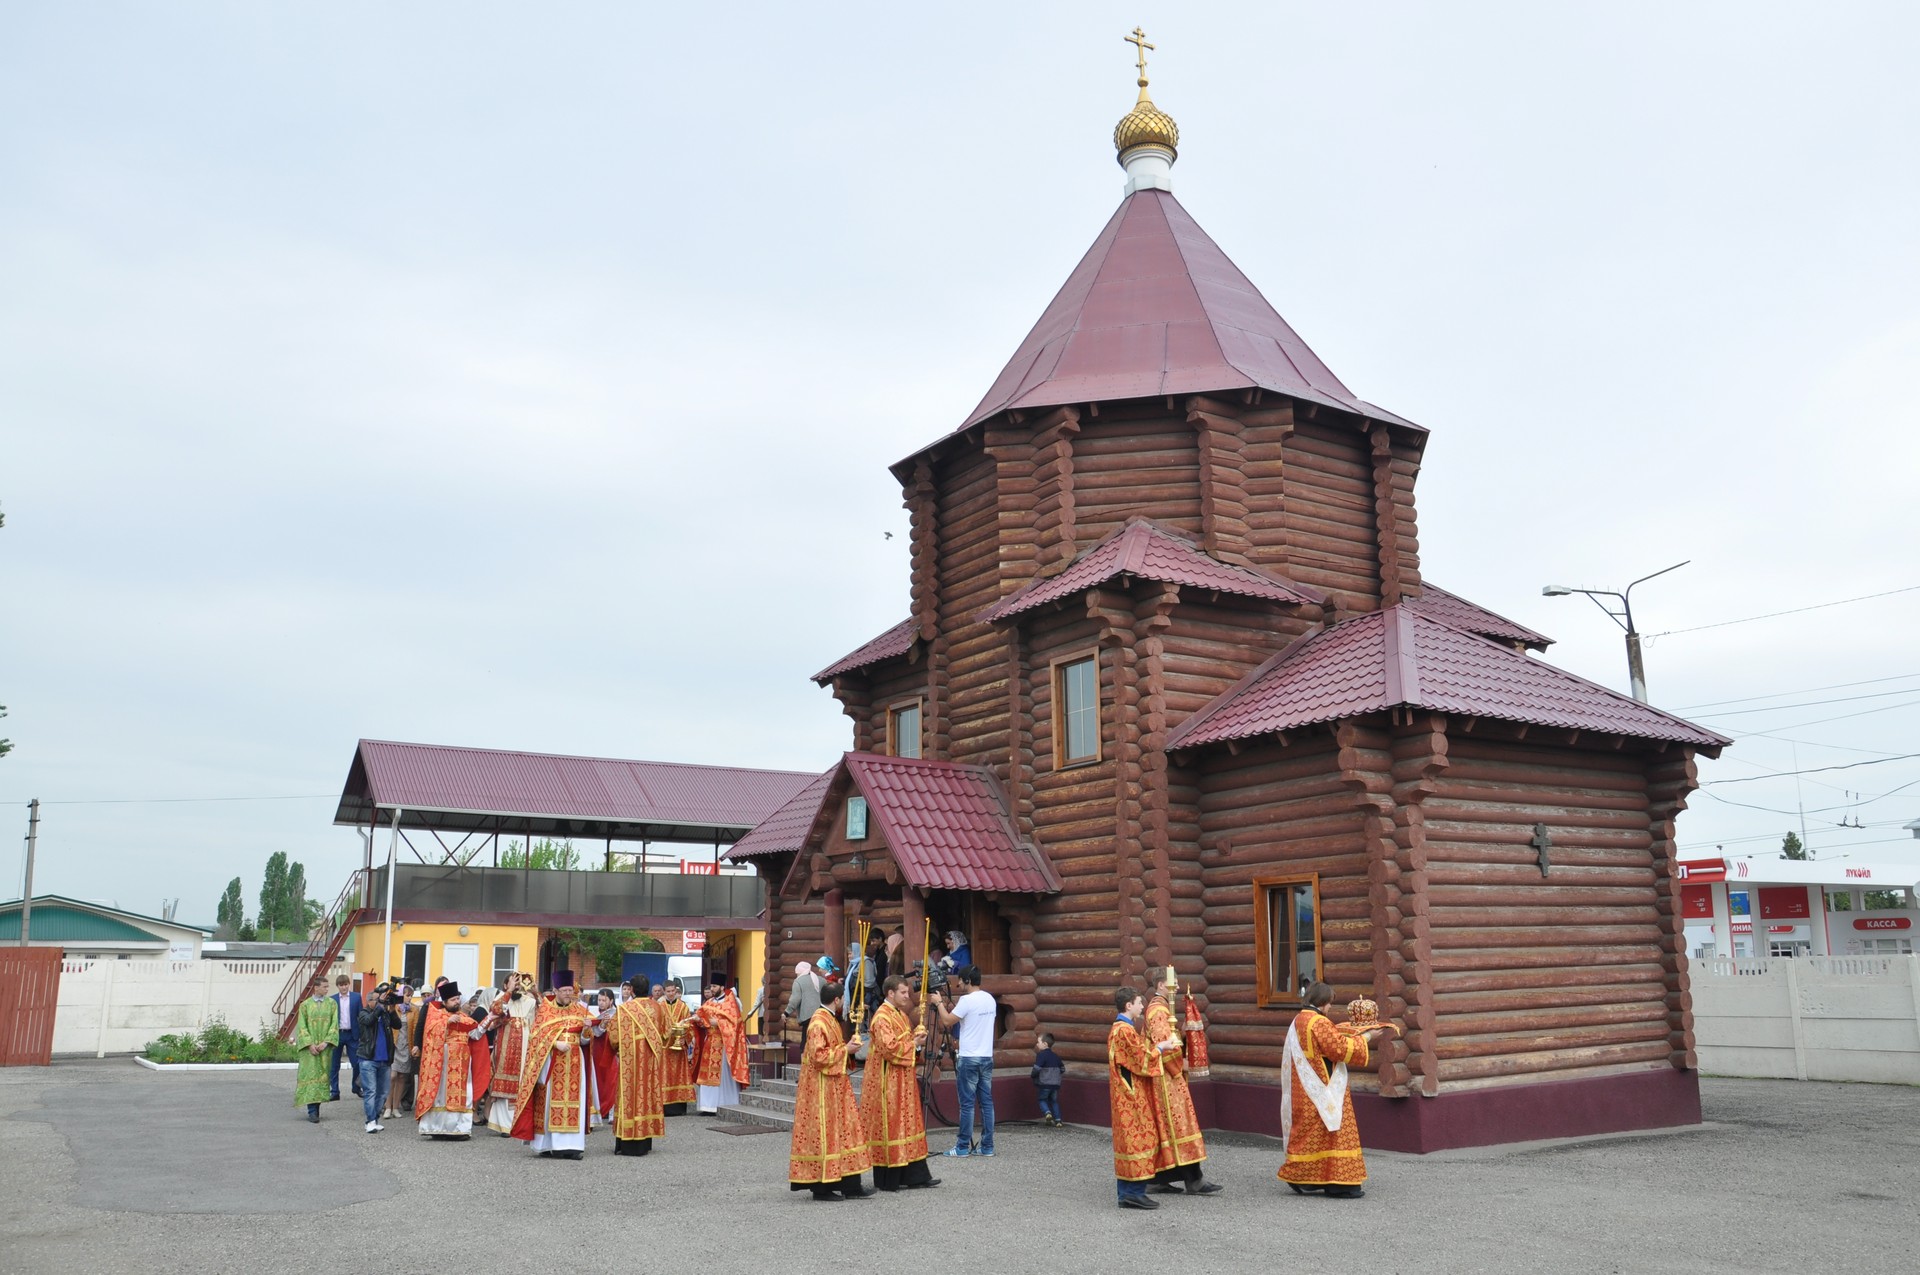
[510,1002,594,1140]
[1108,1016,1163,1181]
[414,1006,489,1121]
[1145,996,1207,1170]
[860,1001,927,1168]
[1278,1008,1370,1187]
[609,997,667,1142]
[788,1007,870,1185]
[693,991,750,1086]
[659,997,695,1104]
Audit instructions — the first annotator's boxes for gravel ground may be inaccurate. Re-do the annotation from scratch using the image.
[1,1059,1915,1275]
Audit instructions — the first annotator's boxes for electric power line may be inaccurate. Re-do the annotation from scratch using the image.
[1677,671,1920,713]
[1646,584,1920,640]
[1693,687,1920,719]
[6,794,336,807]
[1702,753,1920,785]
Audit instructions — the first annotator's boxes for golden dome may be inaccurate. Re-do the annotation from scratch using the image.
[1114,90,1179,162]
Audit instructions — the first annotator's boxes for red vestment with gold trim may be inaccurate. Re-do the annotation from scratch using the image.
[414,1006,492,1124]
[1107,1017,1163,1181]
[659,997,696,1104]
[1278,1007,1370,1188]
[1145,996,1207,1171]
[510,1002,595,1142]
[609,997,667,1143]
[859,1001,927,1168]
[692,991,750,1086]
[788,1008,871,1185]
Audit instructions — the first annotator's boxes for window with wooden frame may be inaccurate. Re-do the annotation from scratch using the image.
[491,944,519,988]
[1253,875,1322,1007]
[1052,651,1101,768]
[887,699,922,758]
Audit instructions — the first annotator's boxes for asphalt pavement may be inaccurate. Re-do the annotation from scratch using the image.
[0,1059,1915,1274]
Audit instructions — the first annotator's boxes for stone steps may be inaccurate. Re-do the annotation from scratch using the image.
[714,1064,863,1132]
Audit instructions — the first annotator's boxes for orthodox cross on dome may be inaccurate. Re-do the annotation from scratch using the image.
[1531,823,1554,878]
[1125,26,1154,89]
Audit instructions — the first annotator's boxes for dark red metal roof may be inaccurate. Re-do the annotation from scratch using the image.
[950,189,1419,436]
[1406,585,1553,650]
[721,768,835,861]
[843,753,1060,895]
[813,617,919,685]
[1167,607,1727,752]
[980,517,1322,623]
[335,740,819,841]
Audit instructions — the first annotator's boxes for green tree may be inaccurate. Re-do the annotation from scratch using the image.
[259,852,289,941]
[285,861,309,939]
[1781,831,1809,861]
[553,928,657,982]
[498,837,582,870]
[0,705,11,760]
[214,877,246,939]
[1864,890,1904,910]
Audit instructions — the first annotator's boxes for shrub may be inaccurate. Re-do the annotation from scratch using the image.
[143,1015,300,1064]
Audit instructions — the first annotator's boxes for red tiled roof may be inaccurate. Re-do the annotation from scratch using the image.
[979,518,1322,623]
[722,768,835,861]
[1167,607,1728,751]
[336,740,818,835]
[813,617,919,684]
[952,190,1419,434]
[844,753,1060,894]
[1406,585,1553,650]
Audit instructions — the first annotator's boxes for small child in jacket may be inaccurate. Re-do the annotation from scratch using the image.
[1031,1032,1065,1126]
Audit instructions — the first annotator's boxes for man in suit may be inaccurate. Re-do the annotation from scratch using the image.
[328,973,363,1102]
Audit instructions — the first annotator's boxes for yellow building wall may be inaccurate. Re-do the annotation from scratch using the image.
[349,921,540,991]
[700,928,768,1033]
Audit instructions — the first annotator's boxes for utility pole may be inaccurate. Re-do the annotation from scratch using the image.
[1543,561,1689,704]
[19,799,39,945]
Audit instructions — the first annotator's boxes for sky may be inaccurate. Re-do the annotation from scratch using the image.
[3,2,1918,926]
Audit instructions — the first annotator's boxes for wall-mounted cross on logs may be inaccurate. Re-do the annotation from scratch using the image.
[1530,823,1553,878]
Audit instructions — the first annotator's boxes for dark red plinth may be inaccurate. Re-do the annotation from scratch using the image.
[1037,1068,1701,1154]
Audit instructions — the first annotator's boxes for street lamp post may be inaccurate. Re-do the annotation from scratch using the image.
[1541,561,1689,704]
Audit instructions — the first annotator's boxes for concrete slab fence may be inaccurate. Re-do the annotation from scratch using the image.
[1690,954,1920,1085]
[55,958,347,1058]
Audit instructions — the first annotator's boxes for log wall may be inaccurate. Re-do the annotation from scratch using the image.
[1280,418,1385,610]
[935,447,1010,775]
[1418,732,1673,1088]
[1070,413,1202,548]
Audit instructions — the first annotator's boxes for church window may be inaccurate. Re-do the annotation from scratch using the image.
[1253,876,1321,1007]
[1054,653,1101,766]
[491,944,518,988]
[888,700,922,758]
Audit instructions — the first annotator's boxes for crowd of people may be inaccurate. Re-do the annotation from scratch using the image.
[292,967,749,1158]
[292,945,1389,1208]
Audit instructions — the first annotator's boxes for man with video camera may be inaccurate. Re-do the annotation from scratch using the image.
[935,965,996,1157]
[354,983,404,1133]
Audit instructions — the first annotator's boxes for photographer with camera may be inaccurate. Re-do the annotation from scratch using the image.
[354,983,403,1133]
[935,965,996,1157]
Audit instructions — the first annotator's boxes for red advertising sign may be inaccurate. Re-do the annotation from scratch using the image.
[1758,886,1811,921]
[682,930,707,953]
[1681,885,1715,919]
[1853,917,1913,931]
[1678,858,1727,883]
[1768,925,1795,934]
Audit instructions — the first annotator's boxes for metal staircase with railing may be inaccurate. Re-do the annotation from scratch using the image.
[272,870,367,1040]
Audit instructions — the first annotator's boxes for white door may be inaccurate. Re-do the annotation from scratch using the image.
[442,944,480,996]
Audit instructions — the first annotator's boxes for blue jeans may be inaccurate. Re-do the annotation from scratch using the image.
[1036,1085,1060,1121]
[1118,1178,1148,1202]
[356,1058,391,1124]
[953,1057,994,1153]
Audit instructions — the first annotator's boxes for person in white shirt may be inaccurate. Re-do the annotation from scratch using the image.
[936,966,997,1157]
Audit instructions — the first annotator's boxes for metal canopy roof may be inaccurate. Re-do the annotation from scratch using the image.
[334,739,819,845]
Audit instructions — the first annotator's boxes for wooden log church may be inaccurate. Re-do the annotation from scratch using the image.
[728,44,1729,1151]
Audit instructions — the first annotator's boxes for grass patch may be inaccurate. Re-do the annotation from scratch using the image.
[144,1017,300,1064]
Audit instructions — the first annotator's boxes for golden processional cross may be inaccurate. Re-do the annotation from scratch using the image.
[1125,26,1154,85]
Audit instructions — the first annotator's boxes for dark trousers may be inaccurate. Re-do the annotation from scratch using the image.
[329,1040,359,1097]
[1036,1085,1061,1120]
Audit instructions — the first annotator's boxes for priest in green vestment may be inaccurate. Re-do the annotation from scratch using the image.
[295,975,338,1122]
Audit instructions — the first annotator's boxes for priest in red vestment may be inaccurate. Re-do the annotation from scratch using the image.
[691,982,749,1115]
[608,974,668,1156]
[1144,966,1221,1196]
[587,988,619,1128]
[1278,981,1386,1199]
[788,980,872,1200]
[658,979,695,1115]
[1108,986,1177,1209]
[509,984,596,1160]
[861,976,939,1191]
[484,973,537,1134]
[411,982,492,1140]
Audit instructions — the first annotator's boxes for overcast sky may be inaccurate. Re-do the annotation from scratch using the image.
[4,3,1917,925]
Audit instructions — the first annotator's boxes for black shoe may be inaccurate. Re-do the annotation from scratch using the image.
[1119,1196,1160,1210]
[1192,1182,1223,1195]
[811,1191,842,1202]
[1286,1183,1323,1195]
[1324,1186,1365,1199]
[842,1186,875,1199]
[1147,1184,1182,1194]
[306,1110,320,1124]
[561,1150,584,1160]
[538,1151,553,1157]
[907,1178,942,1189]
